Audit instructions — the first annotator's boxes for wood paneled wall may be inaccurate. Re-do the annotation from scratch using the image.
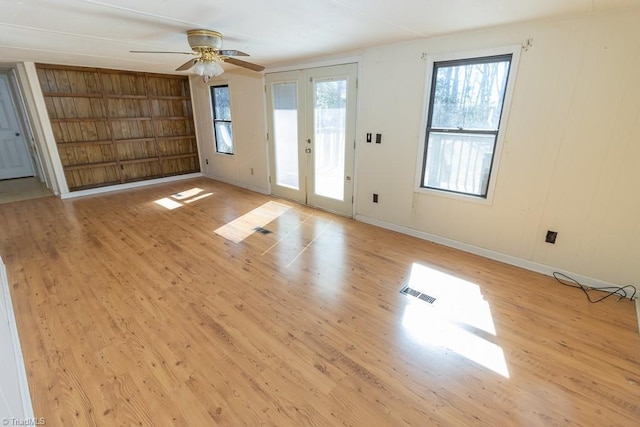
[36,65,200,191]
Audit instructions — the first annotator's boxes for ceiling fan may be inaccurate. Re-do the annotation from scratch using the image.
[131,29,265,81]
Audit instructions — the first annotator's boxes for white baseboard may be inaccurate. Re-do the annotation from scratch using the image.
[204,174,270,195]
[355,214,631,292]
[0,256,35,420]
[60,173,203,199]
[357,214,640,333]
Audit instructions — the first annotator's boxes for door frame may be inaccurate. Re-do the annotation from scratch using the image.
[4,63,64,196]
[265,62,359,217]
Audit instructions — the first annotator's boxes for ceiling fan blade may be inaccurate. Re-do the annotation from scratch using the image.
[223,57,265,72]
[130,50,194,54]
[218,49,249,57]
[176,58,197,71]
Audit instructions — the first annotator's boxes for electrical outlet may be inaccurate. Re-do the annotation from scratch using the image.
[373,193,379,203]
[366,133,372,143]
[375,133,382,144]
[250,167,254,175]
[545,230,558,244]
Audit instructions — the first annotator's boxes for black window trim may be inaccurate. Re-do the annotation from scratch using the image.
[210,84,234,155]
[421,53,513,199]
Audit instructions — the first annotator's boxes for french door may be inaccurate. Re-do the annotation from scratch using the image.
[266,63,357,216]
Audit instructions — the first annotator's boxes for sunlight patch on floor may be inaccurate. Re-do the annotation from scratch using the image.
[154,188,212,210]
[184,193,213,204]
[154,197,183,210]
[171,188,204,200]
[214,201,290,243]
[401,263,509,377]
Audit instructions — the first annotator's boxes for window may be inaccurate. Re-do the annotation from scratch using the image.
[421,53,514,198]
[211,85,234,154]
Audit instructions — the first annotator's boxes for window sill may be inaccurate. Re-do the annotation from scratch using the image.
[414,186,493,205]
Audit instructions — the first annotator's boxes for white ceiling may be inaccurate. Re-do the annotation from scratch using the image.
[0,0,638,74]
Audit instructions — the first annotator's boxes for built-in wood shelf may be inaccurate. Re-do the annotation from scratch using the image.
[36,63,200,191]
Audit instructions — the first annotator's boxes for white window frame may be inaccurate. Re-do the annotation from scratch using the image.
[415,45,521,204]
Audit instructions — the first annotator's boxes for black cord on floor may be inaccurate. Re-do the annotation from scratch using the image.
[552,272,637,303]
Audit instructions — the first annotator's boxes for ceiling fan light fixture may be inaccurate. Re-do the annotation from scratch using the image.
[132,29,263,76]
[193,58,224,81]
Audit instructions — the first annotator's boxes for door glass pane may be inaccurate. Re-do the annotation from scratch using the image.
[272,82,299,189]
[313,79,346,200]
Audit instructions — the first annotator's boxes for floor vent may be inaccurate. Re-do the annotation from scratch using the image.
[400,285,436,304]
[253,227,273,235]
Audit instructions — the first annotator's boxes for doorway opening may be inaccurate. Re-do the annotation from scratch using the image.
[0,69,52,203]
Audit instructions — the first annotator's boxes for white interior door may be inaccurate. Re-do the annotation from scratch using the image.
[0,74,34,180]
[266,64,357,216]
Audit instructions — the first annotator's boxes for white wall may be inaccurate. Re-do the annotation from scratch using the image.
[191,69,269,194]
[355,8,640,286]
[0,256,35,421]
[188,8,640,288]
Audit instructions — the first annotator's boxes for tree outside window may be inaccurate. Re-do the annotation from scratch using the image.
[211,85,234,155]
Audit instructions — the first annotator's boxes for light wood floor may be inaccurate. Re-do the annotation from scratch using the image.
[1,178,639,426]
